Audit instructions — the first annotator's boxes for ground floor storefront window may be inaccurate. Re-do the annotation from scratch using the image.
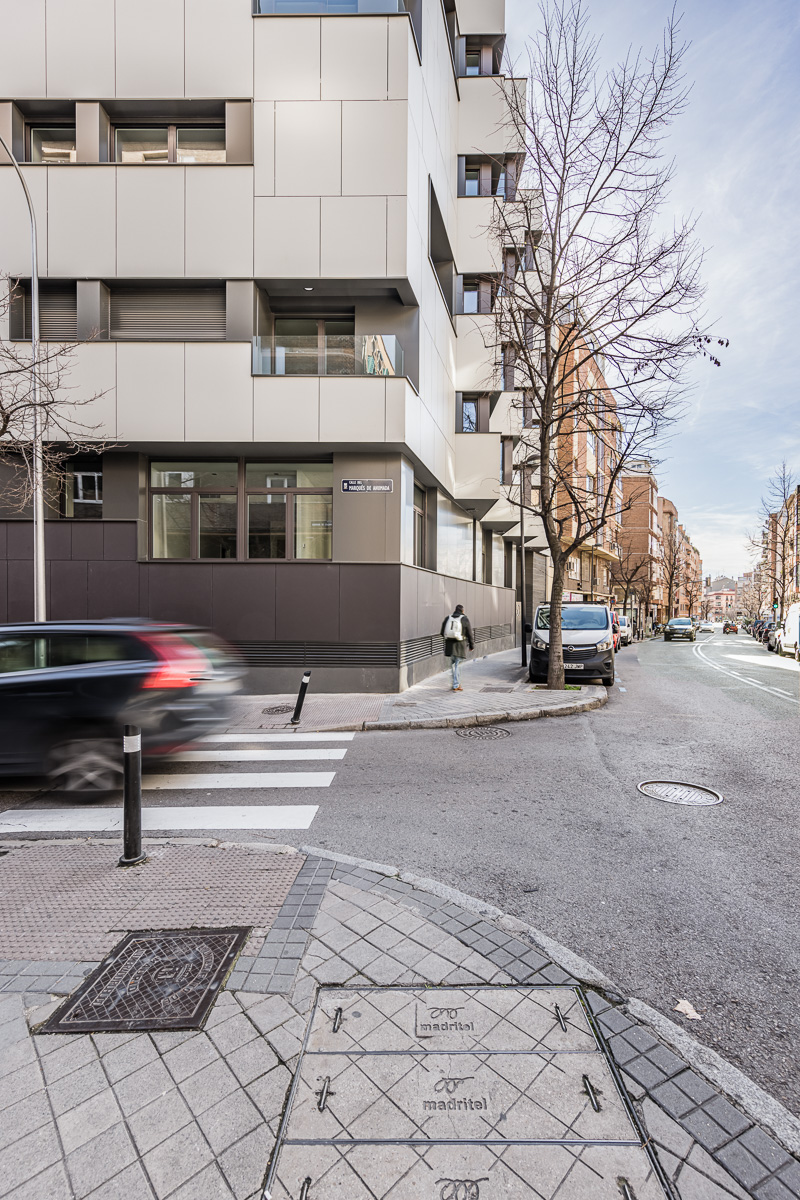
[150,460,332,561]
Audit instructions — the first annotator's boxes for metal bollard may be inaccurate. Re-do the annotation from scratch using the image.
[118,724,146,867]
[291,670,312,726]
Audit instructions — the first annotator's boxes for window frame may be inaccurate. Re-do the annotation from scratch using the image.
[112,121,226,165]
[26,124,77,164]
[148,458,333,563]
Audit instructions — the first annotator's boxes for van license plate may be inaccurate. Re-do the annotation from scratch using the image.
[567,664,585,669]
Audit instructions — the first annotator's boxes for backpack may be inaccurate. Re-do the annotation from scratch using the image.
[444,614,464,641]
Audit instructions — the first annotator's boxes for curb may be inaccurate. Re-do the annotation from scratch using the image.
[294,685,608,733]
[298,842,800,1158]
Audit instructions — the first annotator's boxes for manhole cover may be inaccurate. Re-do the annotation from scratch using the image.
[38,927,248,1034]
[637,780,723,806]
[455,727,511,739]
[263,705,293,715]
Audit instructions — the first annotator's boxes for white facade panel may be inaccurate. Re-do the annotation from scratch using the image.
[185,0,254,98]
[386,196,407,278]
[321,197,386,277]
[48,168,116,278]
[57,343,118,441]
[115,0,185,99]
[253,17,321,102]
[0,0,45,96]
[253,376,320,442]
[275,102,341,197]
[387,16,410,101]
[45,0,116,97]
[456,196,500,274]
[0,167,47,276]
[117,169,185,277]
[455,314,497,392]
[254,197,321,277]
[116,343,185,441]
[321,17,388,101]
[184,344,253,442]
[458,76,523,156]
[253,102,275,197]
[455,0,505,35]
[319,377,386,443]
[185,168,253,278]
[341,101,407,196]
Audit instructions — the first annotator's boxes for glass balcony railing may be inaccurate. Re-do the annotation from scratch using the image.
[254,0,408,13]
[252,334,404,377]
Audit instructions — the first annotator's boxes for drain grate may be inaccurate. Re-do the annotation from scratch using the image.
[637,780,723,806]
[38,927,248,1033]
[263,705,294,716]
[480,686,513,693]
[455,727,511,739]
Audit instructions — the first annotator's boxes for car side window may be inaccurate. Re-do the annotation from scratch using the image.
[0,637,37,672]
[46,635,134,668]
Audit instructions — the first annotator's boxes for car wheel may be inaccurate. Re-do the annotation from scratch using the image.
[48,738,122,797]
[606,669,615,687]
[795,645,800,663]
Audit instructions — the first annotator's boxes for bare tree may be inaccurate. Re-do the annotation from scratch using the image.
[683,570,702,617]
[486,0,720,688]
[0,278,107,512]
[660,525,684,619]
[748,462,796,621]
[610,532,649,631]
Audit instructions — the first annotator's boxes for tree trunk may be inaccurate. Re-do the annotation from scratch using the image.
[547,557,566,689]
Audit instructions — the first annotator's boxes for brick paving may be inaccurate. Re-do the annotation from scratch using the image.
[0,839,797,1199]
[0,842,303,961]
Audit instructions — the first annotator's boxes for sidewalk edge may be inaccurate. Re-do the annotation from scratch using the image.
[298,841,800,1156]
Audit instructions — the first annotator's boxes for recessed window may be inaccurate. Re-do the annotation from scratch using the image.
[149,461,332,561]
[29,127,76,163]
[462,281,479,314]
[461,399,478,433]
[413,484,426,567]
[115,126,225,164]
[63,467,102,519]
[464,51,481,76]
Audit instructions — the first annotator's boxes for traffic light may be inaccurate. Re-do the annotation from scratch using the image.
[773,598,779,610]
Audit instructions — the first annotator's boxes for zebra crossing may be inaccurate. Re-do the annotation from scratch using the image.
[0,731,356,834]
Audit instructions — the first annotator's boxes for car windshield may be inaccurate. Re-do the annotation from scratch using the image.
[669,619,691,626]
[535,605,609,631]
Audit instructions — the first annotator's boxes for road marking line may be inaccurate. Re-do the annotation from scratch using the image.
[172,749,347,762]
[200,733,355,743]
[144,772,336,789]
[618,687,627,692]
[0,806,319,833]
[693,642,797,703]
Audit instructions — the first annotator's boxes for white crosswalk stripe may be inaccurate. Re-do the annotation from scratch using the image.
[0,731,357,832]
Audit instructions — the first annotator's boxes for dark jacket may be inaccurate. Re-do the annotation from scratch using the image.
[440,612,475,658]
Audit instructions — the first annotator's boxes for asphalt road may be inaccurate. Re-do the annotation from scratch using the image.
[309,628,800,1118]
[2,628,798,1117]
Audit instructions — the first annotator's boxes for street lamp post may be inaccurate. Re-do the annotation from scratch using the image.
[0,133,46,622]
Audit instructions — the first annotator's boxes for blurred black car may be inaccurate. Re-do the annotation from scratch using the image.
[759,621,777,645]
[664,617,696,642]
[0,621,243,794]
[752,619,766,639]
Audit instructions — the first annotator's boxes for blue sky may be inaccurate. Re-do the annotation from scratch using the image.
[505,0,800,579]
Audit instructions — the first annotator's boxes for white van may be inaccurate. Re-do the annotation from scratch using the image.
[617,615,632,646]
[776,602,800,660]
[529,601,616,686]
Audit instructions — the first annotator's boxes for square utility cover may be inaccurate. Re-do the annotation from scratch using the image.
[266,987,670,1199]
[38,927,248,1034]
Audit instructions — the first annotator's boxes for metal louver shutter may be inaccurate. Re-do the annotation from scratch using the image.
[110,287,226,340]
[24,285,77,341]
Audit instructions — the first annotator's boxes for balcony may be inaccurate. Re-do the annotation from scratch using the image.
[252,333,404,377]
[253,0,408,12]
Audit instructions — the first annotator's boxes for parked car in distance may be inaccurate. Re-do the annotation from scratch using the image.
[699,620,714,633]
[760,621,777,645]
[0,621,243,795]
[723,621,738,634]
[617,615,633,646]
[752,619,765,640]
[766,624,782,652]
[664,617,696,642]
[529,601,616,686]
[776,602,800,660]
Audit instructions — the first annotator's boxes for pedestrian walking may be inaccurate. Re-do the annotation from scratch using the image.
[440,604,474,691]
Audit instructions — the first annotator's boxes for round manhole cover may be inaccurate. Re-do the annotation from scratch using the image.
[637,780,723,806]
[262,705,293,716]
[455,727,511,740]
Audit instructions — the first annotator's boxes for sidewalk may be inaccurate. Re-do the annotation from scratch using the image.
[226,649,608,733]
[1,838,798,1199]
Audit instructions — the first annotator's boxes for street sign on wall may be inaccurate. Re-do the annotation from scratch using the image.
[341,479,393,493]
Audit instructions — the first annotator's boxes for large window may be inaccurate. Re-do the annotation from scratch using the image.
[150,461,332,561]
[63,465,102,519]
[29,127,76,163]
[114,126,225,164]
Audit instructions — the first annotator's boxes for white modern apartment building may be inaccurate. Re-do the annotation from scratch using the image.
[0,0,532,692]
